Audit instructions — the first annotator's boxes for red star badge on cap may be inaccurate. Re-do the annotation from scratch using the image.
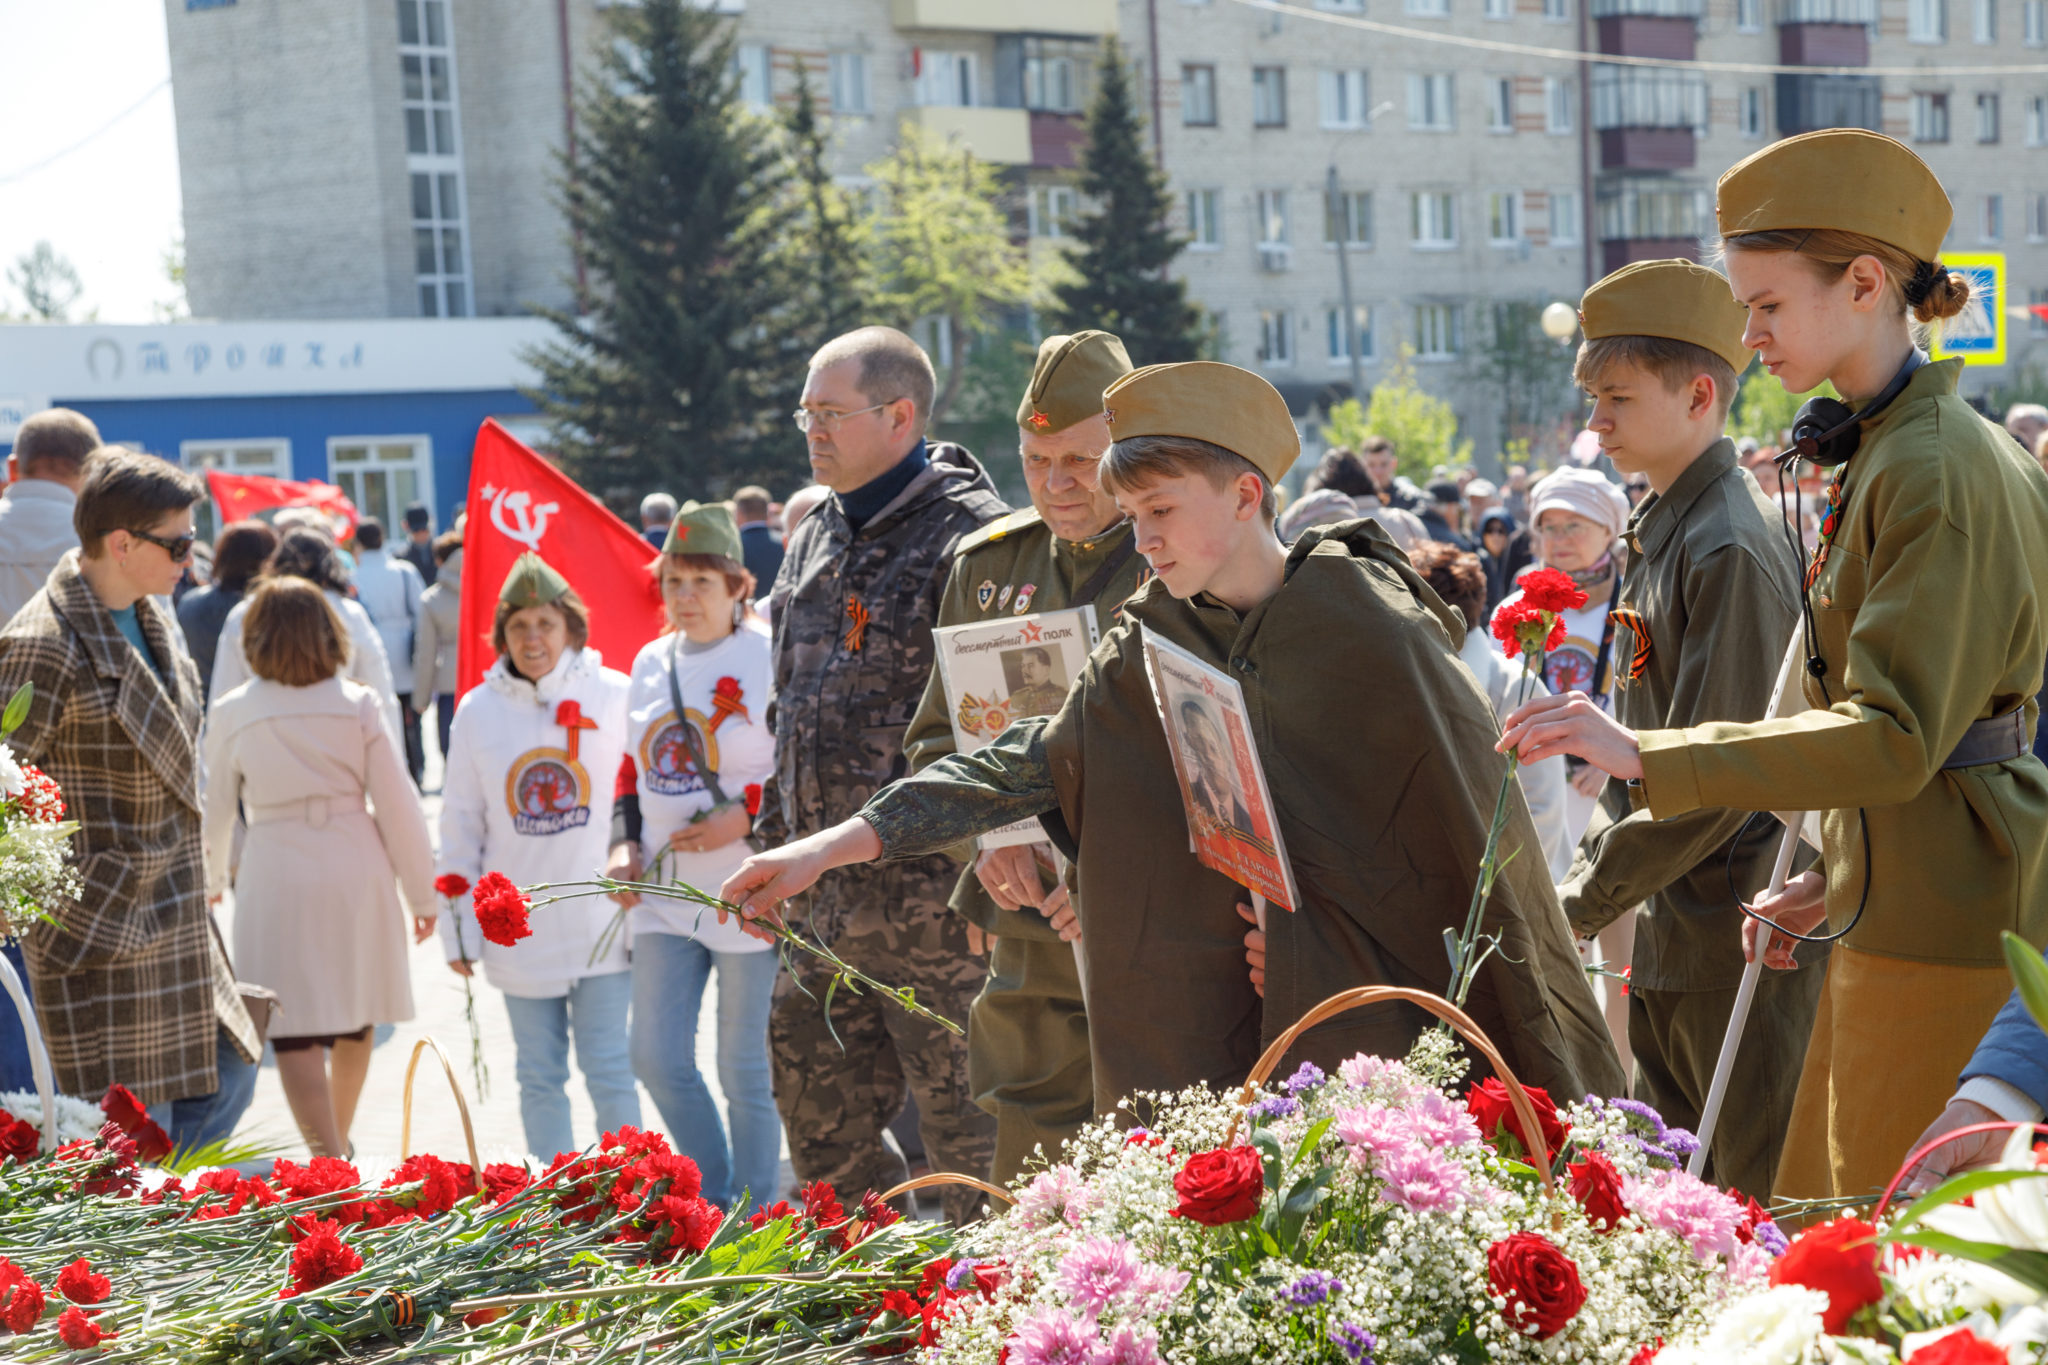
[1029,411,1050,428]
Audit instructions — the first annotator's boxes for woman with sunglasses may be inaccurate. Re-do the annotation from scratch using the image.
[1501,130,2048,1202]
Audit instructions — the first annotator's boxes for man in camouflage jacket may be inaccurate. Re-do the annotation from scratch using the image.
[758,327,1006,1222]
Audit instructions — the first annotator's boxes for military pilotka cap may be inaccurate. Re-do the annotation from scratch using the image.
[1102,361,1301,485]
[1016,331,1134,434]
[498,551,571,608]
[661,499,744,564]
[1579,259,1753,373]
[1716,128,1952,262]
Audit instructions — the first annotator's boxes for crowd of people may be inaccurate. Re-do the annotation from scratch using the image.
[0,128,2046,1227]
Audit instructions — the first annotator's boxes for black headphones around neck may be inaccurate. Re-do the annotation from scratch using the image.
[1778,350,1927,470]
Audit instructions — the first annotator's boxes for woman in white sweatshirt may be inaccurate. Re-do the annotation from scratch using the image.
[606,502,780,1212]
[438,552,639,1160]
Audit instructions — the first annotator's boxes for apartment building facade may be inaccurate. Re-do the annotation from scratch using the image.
[166,0,2048,463]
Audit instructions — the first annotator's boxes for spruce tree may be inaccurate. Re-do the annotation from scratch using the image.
[525,0,802,500]
[1047,37,1206,364]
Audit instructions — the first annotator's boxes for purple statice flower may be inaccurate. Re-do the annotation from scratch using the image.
[1053,1236,1140,1316]
[1282,1269,1344,1309]
[1622,1166,1744,1261]
[1282,1061,1328,1095]
[1755,1219,1789,1257]
[1404,1089,1481,1148]
[1119,1262,1192,1316]
[1015,1164,1099,1229]
[945,1257,980,1292]
[1375,1142,1469,1213]
[1007,1307,1098,1365]
[1096,1322,1162,1365]
[1249,1094,1301,1123]
[1330,1322,1378,1363]
[1663,1125,1702,1157]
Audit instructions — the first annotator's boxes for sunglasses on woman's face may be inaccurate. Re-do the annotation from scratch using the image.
[127,528,196,563]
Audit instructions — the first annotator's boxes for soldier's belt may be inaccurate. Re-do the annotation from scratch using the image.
[1942,710,2031,770]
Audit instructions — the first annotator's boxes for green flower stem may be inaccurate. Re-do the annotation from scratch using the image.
[1448,650,1542,1009]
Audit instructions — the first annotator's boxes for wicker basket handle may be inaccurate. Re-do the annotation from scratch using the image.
[1226,985,1558,1195]
[399,1035,485,1193]
[877,1171,1016,1208]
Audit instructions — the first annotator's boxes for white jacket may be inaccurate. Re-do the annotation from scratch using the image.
[211,589,403,745]
[0,480,77,628]
[437,646,631,997]
[352,547,424,693]
[625,624,774,952]
[1459,626,1576,882]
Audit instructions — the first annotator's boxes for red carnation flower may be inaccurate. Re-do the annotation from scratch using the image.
[1732,1190,1772,1244]
[714,676,743,699]
[1168,1145,1264,1226]
[1567,1151,1628,1231]
[288,1217,364,1294]
[1906,1329,2012,1364]
[1517,567,1590,615]
[748,1199,795,1229]
[98,1084,172,1162]
[55,1259,109,1305]
[1771,1217,1882,1335]
[743,783,763,817]
[482,1162,531,1205]
[1467,1077,1569,1163]
[1491,600,1569,661]
[0,1113,36,1165]
[1488,1232,1587,1339]
[0,1276,45,1333]
[471,871,533,948]
[433,872,471,900]
[56,1306,111,1350]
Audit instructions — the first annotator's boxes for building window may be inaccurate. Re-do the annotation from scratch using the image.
[1544,0,1570,18]
[1023,37,1091,113]
[1256,189,1291,244]
[1592,67,1708,132]
[1406,0,1451,14]
[1326,306,1374,363]
[1411,191,1458,248]
[1326,189,1374,246]
[2028,0,2046,43]
[1549,190,1581,245]
[2032,287,2048,337]
[399,0,471,318]
[1186,188,1222,247]
[1409,72,1455,129]
[1029,186,1078,238]
[1258,309,1294,364]
[829,52,869,114]
[1320,70,1371,128]
[1597,179,1708,239]
[1737,0,1763,29]
[1487,190,1522,243]
[1973,0,1997,40]
[1740,86,1765,137]
[1912,91,1951,142]
[183,440,290,545]
[1983,193,2005,242]
[1253,66,1288,126]
[1486,77,1514,132]
[2031,95,2048,143]
[328,438,434,534]
[1413,302,1462,359]
[1545,77,1575,133]
[734,45,771,108]
[1979,92,2001,141]
[917,50,976,107]
[1485,0,1512,18]
[1910,0,1947,41]
[2028,193,2048,241]
[1182,64,1218,125]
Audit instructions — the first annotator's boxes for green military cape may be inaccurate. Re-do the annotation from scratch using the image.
[864,519,1625,1109]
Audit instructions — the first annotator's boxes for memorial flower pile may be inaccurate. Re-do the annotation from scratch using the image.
[0,683,80,942]
[931,1030,1773,1365]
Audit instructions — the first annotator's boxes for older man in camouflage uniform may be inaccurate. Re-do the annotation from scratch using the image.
[758,326,1007,1223]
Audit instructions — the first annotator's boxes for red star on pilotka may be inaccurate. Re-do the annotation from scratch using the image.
[1029,411,1051,428]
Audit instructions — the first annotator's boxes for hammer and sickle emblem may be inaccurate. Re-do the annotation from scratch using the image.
[490,487,561,553]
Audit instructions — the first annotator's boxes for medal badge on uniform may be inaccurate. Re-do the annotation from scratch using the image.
[1015,584,1038,613]
[977,579,997,611]
[997,585,1014,610]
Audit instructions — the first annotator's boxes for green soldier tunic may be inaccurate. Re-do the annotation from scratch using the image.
[902,507,1149,1183]
[872,520,1625,1112]
[1558,437,1822,1198]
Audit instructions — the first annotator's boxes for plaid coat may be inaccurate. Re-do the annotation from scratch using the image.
[1,551,258,1106]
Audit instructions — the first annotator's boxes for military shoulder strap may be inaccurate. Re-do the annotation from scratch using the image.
[954,507,1042,558]
[1072,530,1140,609]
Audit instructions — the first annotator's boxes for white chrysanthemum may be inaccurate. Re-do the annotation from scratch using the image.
[0,1086,107,1148]
[0,746,26,800]
[1676,1285,1828,1365]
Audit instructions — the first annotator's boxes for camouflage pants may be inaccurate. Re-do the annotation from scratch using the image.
[770,862,997,1226]
[970,933,1093,1187]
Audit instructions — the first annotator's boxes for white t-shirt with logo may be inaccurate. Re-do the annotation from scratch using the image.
[1491,581,1620,850]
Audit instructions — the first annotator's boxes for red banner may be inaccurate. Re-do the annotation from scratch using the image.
[457,420,666,696]
[205,470,359,534]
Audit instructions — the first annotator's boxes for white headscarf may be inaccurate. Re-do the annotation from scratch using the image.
[1527,467,1629,544]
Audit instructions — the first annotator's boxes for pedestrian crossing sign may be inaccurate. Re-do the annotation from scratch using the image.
[1932,253,2006,366]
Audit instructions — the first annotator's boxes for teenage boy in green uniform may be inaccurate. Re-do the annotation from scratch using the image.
[901,330,1150,1183]
[724,363,1623,1109]
[1557,260,1822,1197]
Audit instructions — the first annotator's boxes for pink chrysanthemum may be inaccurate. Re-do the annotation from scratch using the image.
[1007,1307,1099,1365]
[1053,1237,1139,1316]
[1376,1142,1470,1213]
[1096,1322,1163,1365]
[1622,1167,1745,1262]
[1013,1165,1098,1229]
[1120,1262,1192,1316]
[1333,1103,1413,1164]
[1404,1090,1481,1148]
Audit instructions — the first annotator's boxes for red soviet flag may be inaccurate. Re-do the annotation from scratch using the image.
[457,419,665,695]
[206,470,360,535]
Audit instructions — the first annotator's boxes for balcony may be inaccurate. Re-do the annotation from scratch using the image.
[1774,72,1881,134]
[1597,178,1708,272]
[1600,237,1702,274]
[1592,68,1706,168]
[1778,0,1873,64]
[1028,110,1086,169]
[1596,16,1698,57]
[902,106,1033,163]
[891,0,1116,34]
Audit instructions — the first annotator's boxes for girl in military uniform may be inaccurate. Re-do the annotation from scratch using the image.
[1501,129,2048,1202]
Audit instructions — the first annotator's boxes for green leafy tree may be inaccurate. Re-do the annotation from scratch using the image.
[1730,362,1837,444]
[7,242,83,322]
[1320,345,1469,480]
[935,326,1038,503]
[524,0,802,501]
[861,128,1031,426]
[1476,300,1578,455]
[778,68,871,361]
[1045,36,1206,363]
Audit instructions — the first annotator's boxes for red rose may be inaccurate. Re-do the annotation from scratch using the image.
[1770,1216,1882,1335]
[55,1259,109,1305]
[1466,1077,1568,1162]
[56,1306,111,1350]
[743,783,763,817]
[434,873,471,900]
[1169,1145,1264,1226]
[1567,1151,1628,1231]
[288,1218,364,1294]
[1487,1232,1588,1340]
[19,768,64,824]
[0,1113,35,1165]
[471,872,533,948]
[1906,1329,2011,1364]
[1517,567,1590,615]
[0,1277,44,1333]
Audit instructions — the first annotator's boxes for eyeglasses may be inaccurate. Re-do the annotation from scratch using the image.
[127,528,196,563]
[1534,520,1604,543]
[792,402,893,434]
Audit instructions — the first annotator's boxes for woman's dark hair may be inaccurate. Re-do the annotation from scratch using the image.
[265,527,352,594]
[74,449,204,557]
[1409,539,1488,632]
[211,520,280,592]
[243,577,349,687]
[432,529,463,565]
[1305,449,1376,499]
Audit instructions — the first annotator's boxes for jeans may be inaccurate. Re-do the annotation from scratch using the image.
[396,691,426,787]
[145,1025,259,1153]
[630,933,782,1211]
[434,693,455,767]
[0,940,37,1094]
[501,971,640,1162]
